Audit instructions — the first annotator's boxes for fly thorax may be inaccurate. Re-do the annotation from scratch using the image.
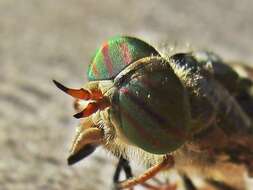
[169,53,219,133]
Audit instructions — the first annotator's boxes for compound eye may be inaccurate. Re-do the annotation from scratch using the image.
[112,58,191,154]
[87,36,159,81]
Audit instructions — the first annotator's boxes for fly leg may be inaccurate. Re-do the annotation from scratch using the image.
[113,157,133,190]
[114,156,175,190]
[207,179,238,190]
[182,174,197,190]
[116,155,174,189]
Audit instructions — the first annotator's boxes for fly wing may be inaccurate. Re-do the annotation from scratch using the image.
[169,52,253,188]
[213,62,253,177]
[230,62,253,80]
[190,54,253,176]
[221,62,253,176]
[229,63,253,118]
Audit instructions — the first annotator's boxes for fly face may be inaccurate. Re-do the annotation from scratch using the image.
[52,36,160,164]
[53,79,111,164]
[54,36,194,164]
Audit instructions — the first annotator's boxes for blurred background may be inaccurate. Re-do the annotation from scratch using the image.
[0,0,252,190]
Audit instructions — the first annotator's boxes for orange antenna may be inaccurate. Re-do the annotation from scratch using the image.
[53,80,110,119]
[74,98,110,119]
[53,80,91,100]
[74,102,99,118]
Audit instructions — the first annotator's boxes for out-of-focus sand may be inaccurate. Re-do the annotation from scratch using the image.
[0,1,252,189]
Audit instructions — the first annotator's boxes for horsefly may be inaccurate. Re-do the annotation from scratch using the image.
[54,36,253,190]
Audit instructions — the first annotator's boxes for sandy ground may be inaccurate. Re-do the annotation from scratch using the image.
[0,1,253,190]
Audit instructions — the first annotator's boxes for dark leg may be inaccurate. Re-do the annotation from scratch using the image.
[122,158,133,179]
[182,174,197,190]
[117,155,174,189]
[207,179,238,190]
[113,156,133,184]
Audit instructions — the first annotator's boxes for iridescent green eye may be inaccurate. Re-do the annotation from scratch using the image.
[87,36,159,81]
[111,57,191,154]
[86,36,192,154]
